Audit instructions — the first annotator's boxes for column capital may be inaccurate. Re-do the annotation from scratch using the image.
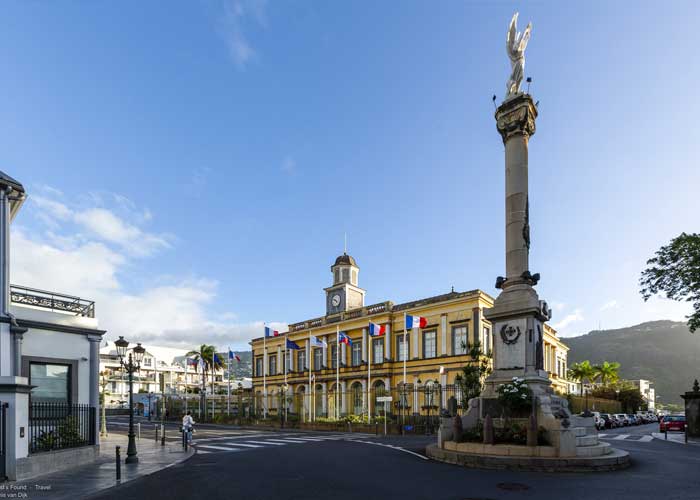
[495,93,537,144]
[87,334,103,343]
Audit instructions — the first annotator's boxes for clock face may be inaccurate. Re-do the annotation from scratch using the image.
[331,294,341,307]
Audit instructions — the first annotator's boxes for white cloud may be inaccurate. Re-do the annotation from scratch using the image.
[218,0,267,69]
[11,188,279,351]
[551,302,566,312]
[600,300,618,311]
[74,208,170,257]
[552,308,584,333]
[27,190,171,258]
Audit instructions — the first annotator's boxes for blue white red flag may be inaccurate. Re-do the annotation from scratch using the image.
[229,349,241,362]
[286,339,301,350]
[265,326,280,337]
[368,322,386,336]
[338,331,352,346]
[405,314,427,329]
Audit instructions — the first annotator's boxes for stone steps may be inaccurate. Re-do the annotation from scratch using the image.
[576,441,612,457]
[576,434,599,447]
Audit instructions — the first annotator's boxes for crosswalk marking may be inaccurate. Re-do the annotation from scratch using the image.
[226,442,263,448]
[613,434,630,440]
[265,438,313,444]
[243,440,286,446]
[197,444,244,452]
[638,435,654,442]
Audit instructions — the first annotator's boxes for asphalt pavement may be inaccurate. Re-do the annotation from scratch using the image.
[88,420,700,500]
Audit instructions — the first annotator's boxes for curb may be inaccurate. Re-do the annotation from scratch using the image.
[425,444,631,472]
[83,446,196,500]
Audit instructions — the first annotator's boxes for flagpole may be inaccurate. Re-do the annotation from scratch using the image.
[403,313,407,385]
[263,325,267,420]
[368,334,372,422]
[227,348,231,416]
[308,331,312,423]
[284,334,288,426]
[336,326,340,420]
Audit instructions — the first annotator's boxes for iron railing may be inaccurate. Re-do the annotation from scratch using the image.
[29,402,96,454]
[10,285,95,318]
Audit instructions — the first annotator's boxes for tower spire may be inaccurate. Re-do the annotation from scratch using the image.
[344,232,347,254]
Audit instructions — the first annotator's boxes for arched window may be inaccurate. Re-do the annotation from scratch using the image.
[423,380,438,409]
[315,384,324,418]
[334,268,340,283]
[373,380,387,416]
[342,268,349,282]
[351,382,363,415]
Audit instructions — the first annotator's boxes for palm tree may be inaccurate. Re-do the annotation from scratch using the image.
[186,344,223,417]
[567,360,597,396]
[594,361,620,387]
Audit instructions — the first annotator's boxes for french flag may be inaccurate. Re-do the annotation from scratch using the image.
[265,327,280,337]
[405,314,427,329]
[368,322,386,336]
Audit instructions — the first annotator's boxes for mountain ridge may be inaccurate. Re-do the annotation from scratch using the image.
[564,320,699,404]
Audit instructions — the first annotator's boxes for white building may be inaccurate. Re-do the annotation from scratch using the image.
[0,172,105,480]
[100,342,250,412]
[630,379,656,411]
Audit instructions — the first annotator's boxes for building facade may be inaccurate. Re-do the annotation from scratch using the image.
[0,172,105,480]
[630,379,656,411]
[100,342,251,414]
[250,253,571,420]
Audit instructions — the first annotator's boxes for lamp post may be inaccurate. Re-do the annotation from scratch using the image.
[147,392,154,422]
[115,336,145,464]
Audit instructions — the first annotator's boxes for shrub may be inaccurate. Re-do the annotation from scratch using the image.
[496,377,532,417]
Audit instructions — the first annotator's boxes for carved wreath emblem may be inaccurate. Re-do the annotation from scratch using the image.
[500,323,522,345]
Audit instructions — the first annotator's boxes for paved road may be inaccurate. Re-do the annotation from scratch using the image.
[94,419,700,500]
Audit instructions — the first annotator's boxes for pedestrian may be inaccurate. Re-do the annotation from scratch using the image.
[182,411,195,444]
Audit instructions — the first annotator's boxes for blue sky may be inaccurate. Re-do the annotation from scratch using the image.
[3,1,698,349]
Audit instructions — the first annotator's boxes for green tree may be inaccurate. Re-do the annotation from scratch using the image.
[593,361,620,386]
[454,342,492,408]
[567,360,598,396]
[640,232,700,332]
[186,344,224,418]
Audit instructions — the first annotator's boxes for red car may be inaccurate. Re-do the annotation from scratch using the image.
[659,415,686,432]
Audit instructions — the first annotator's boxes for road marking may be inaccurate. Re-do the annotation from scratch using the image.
[196,444,244,452]
[220,442,262,448]
[351,440,429,461]
[613,434,630,440]
[638,435,653,442]
[196,449,211,454]
[243,440,286,446]
[265,438,313,444]
[598,434,607,438]
[280,437,325,442]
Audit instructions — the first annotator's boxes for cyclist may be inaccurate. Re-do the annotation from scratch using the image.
[182,411,195,444]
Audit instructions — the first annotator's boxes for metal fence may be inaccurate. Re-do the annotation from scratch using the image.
[244,385,466,434]
[29,402,96,454]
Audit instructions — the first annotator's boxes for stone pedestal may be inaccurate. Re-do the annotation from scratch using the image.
[0,375,32,480]
[682,380,700,438]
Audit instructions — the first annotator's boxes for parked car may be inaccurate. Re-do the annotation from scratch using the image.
[614,413,629,426]
[660,415,686,432]
[628,414,638,426]
[600,413,615,429]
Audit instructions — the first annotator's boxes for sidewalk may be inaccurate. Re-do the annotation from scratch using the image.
[11,432,194,499]
[651,432,700,445]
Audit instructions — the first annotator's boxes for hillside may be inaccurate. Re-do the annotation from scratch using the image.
[226,351,253,378]
[564,320,700,404]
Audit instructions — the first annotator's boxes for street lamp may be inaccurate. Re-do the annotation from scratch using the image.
[115,336,145,464]
[147,392,154,422]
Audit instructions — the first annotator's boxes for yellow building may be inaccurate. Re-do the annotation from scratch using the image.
[250,253,570,420]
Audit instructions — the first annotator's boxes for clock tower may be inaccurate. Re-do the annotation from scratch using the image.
[324,253,365,315]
